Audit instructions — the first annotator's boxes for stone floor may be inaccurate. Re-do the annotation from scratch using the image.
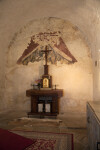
[0,111,89,150]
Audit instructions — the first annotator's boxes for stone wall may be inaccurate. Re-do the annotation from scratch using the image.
[0,0,100,113]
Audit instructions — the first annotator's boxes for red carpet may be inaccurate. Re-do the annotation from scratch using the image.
[0,128,35,150]
[0,128,73,150]
[11,130,74,150]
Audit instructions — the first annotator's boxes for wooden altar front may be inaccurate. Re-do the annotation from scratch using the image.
[26,89,63,118]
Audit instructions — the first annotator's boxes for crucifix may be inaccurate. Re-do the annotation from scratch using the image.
[41,45,52,65]
[41,45,52,88]
[41,45,52,75]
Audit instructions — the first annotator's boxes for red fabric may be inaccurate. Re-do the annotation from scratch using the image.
[0,128,35,150]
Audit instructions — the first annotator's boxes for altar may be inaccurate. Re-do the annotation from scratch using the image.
[26,89,63,117]
[26,45,63,118]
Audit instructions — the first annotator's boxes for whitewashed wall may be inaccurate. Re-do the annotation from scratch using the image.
[0,0,100,113]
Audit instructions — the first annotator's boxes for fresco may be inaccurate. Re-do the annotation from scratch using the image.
[17,31,77,65]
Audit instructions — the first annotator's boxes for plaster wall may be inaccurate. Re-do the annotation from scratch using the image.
[0,0,100,113]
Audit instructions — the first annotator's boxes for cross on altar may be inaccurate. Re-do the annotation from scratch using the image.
[41,45,52,88]
[41,45,52,65]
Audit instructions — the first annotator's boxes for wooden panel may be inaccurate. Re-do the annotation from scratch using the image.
[26,89,63,117]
